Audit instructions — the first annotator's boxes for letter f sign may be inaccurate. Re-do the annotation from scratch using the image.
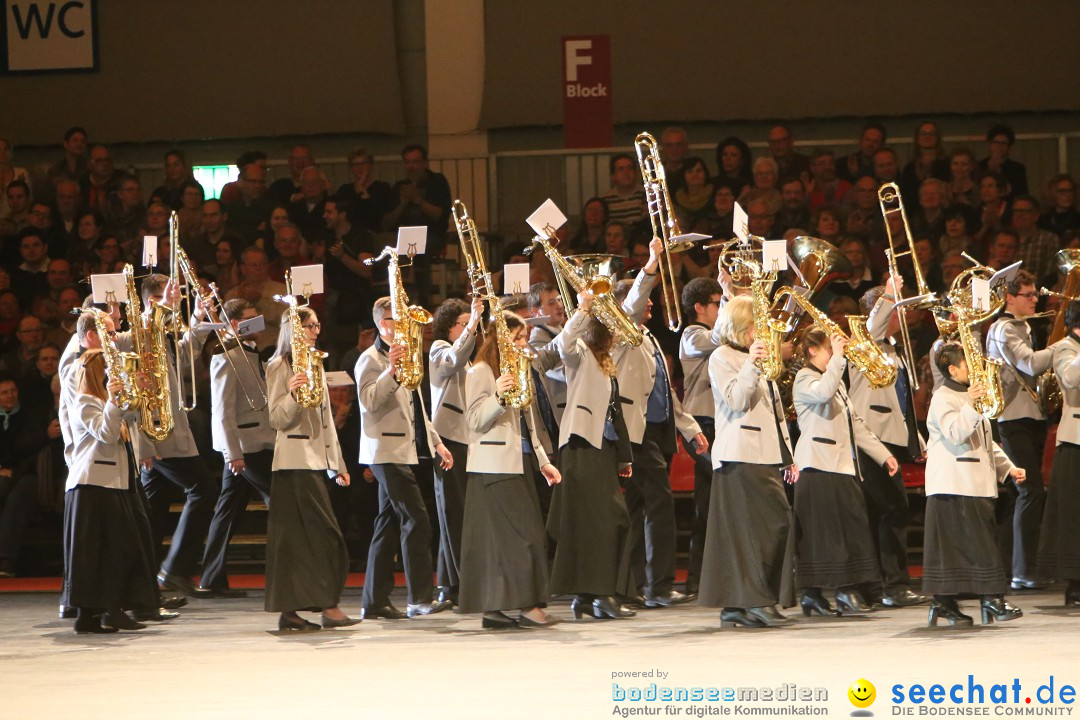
[565,39,592,82]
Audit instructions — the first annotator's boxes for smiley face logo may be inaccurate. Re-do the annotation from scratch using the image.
[848,679,876,708]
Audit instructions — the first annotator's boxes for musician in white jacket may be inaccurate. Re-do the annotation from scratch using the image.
[923,343,1024,627]
[458,313,561,630]
[791,328,897,617]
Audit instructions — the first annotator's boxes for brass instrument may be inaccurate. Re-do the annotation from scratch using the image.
[1034,250,1080,413]
[127,263,174,441]
[173,244,267,411]
[74,307,140,411]
[453,199,494,304]
[708,236,764,291]
[635,132,705,331]
[948,277,1005,419]
[272,269,327,408]
[166,211,198,412]
[723,251,786,380]
[524,229,643,348]
[365,247,432,390]
[771,287,898,388]
[878,182,937,389]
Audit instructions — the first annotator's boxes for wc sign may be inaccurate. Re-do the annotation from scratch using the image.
[1,0,98,74]
[561,35,613,148]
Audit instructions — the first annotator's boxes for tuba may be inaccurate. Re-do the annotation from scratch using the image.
[524,228,643,348]
[1037,249,1080,414]
[635,131,704,331]
[365,247,432,390]
[74,307,141,411]
[272,269,327,408]
[126,263,174,441]
[770,287,898,388]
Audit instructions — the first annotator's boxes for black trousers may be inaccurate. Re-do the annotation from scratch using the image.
[859,442,911,596]
[685,417,714,592]
[141,455,219,579]
[996,418,1047,580]
[0,473,37,563]
[362,463,434,608]
[626,423,677,598]
[199,449,273,590]
[433,440,468,591]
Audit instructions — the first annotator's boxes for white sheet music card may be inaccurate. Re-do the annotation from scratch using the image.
[733,201,749,243]
[526,199,568,236]
[971,277,992,313]
[90,273,126,305]
[989,260,1023,289]
[324,371,355,387]
[290,264,324,297]
[142,236,158,267]
[503,263,531,295]
[762,240,788,273]
[395,226,427,257]
[236,315,265,337]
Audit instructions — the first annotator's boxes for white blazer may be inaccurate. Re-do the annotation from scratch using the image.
[210,344,274,462]
[925,381,1014,497]
[557,309,617,450]
[986,314,1053,422]
[709,344,793,469]
[792,355,891,476]
[57,333,81,466]
[854,295,923,448]
[1051,334,1080,445]
[464,362,550,474]
[266,355,347,479]
[355,340,441,465]
[429,329,476,444]
[65,394,131,492]
[679,315,725,419]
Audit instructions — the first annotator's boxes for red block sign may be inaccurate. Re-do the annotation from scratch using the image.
[561,35,613,149]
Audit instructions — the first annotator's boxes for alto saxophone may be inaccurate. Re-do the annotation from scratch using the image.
[273,269,327,408]
[74,307,140,410]
[365,247,432,390]
[723,252,787,380]
[957,311,1005,418]
[126,263,174,441]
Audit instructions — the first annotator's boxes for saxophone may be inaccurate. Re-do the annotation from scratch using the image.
[723,252,787,381]
[525,230,643,348]
[74,307,141,410]
[273,269,327,408]
[453,199,535,408]
[770,287,898,388]
[126,263,173,441]
[365,247,432,390]
[957,310,1005,418]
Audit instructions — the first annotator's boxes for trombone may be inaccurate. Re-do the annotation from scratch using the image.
[452,199,491,339]
[635,132,706,332]
[877,182,937,389]
[168,212,198,411]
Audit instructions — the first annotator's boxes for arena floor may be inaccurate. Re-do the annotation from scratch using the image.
[3,587,1079,719]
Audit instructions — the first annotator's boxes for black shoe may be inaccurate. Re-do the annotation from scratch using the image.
[1010,576,1045,590]
[745,605,795,627]
[720,607,766,628]
[980,596,1022,624]
[74,610,118,635]
[594,596,636,619]
[160,592,188,610]
[132,607,180,622]
[102,611,146,631]
[59,604,76,619]
[621,593,648,610]
[435,586,457,606]
[1065,581,1080,608]
[191,586,248,599]
[361,604,406,620]
[482,611,518,630]
[157,570,194,595]
[882,589,929,607]
[278,613,320,632]
[517,611,561,628]
[321,614,362,629]
[570,595,593,620]
[927,598,973,627]
[644,590,690,608]
[800,591,839,617]
[406,600,451,617]
[835,588,872,614]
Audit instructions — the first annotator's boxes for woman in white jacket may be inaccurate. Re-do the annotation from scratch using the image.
[791,328,897,617]
[458,313,561,629]
[923,343,1025,626]
[264,307,359,632]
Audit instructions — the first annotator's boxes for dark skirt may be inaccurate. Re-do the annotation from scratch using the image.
[61,485,158,611]
[547,437,634,598]
[922,494,1007,596]
[699,463,795,609]
[265,470,350,612]
[458,456,550,613]
[1037,443,1080,580]
[794,469,879,589]
[434,439,469,589]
